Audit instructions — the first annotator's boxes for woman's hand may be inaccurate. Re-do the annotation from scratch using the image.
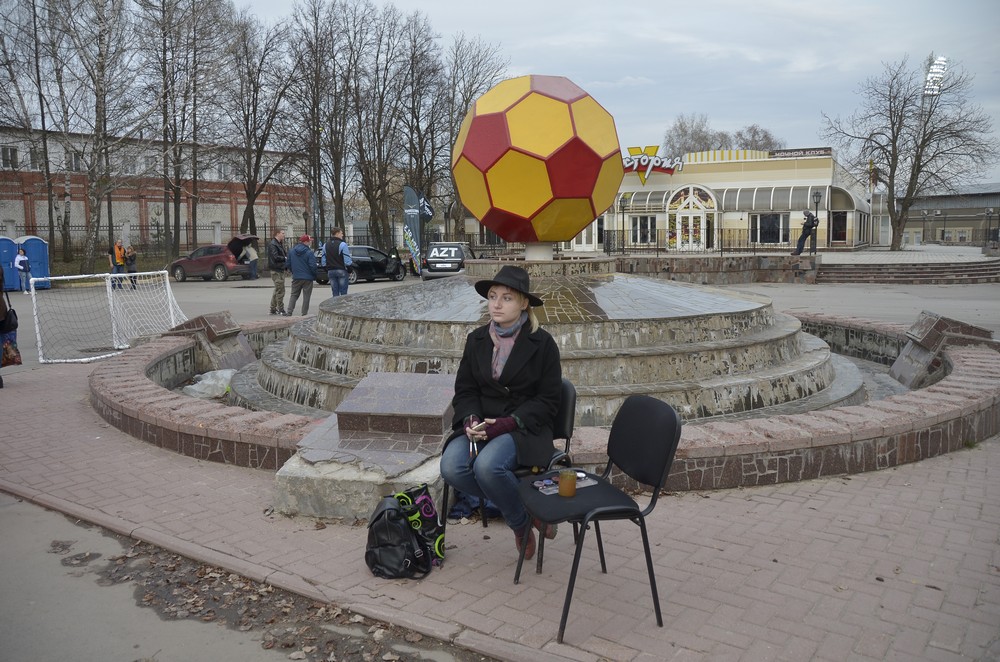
[465,417,495,442]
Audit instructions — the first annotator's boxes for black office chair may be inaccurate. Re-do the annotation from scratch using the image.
[513,394,682,644]
[440,378,576,527]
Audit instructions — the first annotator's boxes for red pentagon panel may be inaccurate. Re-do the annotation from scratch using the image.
[481,207,539,243]
[546,137,603,198]
[459,113,511,171]
[530,75,587,103]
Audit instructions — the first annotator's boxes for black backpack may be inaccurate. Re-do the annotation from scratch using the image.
[365,497,432,580]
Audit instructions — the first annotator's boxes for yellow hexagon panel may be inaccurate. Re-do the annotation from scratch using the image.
[571,96,620,158]
[487,151,552,218]
[531,199,596,242]
[507,93,574,158]
[476,77,531,115]
[453,156,492,221]
[452,112,474,168]
[591,155,627,216]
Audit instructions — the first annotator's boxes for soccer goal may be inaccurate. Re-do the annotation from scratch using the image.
[28,271,188,363]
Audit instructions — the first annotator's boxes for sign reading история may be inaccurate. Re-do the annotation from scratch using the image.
[623,146,683,185]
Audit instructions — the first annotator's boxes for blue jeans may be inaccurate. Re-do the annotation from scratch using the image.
[19,271,29,291]
[328,268,349,296]
[440,433,528,532]
[249,259,258,279]
[111,264,125,289]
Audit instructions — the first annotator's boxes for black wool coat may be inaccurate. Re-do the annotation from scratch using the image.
[446,323,562,469]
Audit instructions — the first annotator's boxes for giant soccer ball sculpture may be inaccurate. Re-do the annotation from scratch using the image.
[452,75,624,243]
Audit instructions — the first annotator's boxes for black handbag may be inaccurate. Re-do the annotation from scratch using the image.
[0,292,16,333]
[365,496,432,580]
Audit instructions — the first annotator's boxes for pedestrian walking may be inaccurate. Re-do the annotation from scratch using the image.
[285,235,317,316]
[13,248,30,293]
[266,229,288,315]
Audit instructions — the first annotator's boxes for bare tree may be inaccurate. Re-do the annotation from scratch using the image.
[441,33,506,234]
[663,113,786,155]
[290,0,341,240]
[662,113,730,155]
[398,11,445,209]
[732,124,785,151]
[186,0,231,247]
[823,55,998,250]
[314,0,367,238]
[0,0,60,254]
[348,0,407,249]
[219,11,298,235]
[56,0,149,273]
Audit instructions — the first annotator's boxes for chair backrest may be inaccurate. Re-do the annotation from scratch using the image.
[552,378,576,442]
[606,395,682,492]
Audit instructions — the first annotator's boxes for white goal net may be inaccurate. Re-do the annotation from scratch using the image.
[28,271,188,363]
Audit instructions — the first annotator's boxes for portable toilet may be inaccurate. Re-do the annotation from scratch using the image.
[0,235,17,291]
[14,235,51,289]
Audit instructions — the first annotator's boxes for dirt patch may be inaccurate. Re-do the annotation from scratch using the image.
[60,527,497,662]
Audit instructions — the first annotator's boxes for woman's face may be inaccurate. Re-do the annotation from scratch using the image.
[487,285,528,328]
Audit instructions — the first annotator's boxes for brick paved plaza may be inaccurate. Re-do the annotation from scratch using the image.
[1,245,998,661]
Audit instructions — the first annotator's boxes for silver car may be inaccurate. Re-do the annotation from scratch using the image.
[420,242,475,280]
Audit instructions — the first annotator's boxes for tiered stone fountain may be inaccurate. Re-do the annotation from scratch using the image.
[225,255,871,518]
[232,256,861,425]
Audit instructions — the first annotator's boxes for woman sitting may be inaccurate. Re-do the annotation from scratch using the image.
[440,265,562,560]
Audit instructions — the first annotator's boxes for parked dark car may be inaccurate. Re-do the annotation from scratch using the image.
[169,243,251,282]
[315,245,405,285]
[420,242,475,280]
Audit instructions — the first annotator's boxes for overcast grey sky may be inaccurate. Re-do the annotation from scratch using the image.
[244,0,1000,183]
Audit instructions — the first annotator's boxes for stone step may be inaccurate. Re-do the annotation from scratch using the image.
[229,360,333,419]
[253,340,359,412]
[281,313,808,388]
[313,290,777,350]
[571,333,835,425]
[251,323,834,426]
[688,353,866,423]
[817,260,1000,283]
[241,336,840,429]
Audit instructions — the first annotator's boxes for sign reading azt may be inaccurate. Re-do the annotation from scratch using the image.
[451,75,624,243]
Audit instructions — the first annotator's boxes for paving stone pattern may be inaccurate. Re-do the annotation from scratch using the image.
[2,362,998,661]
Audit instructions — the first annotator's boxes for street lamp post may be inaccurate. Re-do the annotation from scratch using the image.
[618,195,628,255]
[921,210,928,244]
[987,208,995,247]
[389,208,396,251]
[811,190,821,253]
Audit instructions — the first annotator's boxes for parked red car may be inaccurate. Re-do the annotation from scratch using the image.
[169,243,251,282]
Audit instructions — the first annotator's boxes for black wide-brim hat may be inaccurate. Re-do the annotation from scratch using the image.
[474,265,544,307]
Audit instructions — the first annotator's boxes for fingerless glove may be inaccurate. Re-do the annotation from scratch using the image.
[484,416,517,440]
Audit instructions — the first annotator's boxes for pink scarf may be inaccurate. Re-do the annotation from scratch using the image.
[489,312,527,380]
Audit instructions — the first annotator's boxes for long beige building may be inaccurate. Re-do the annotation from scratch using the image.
[561,146,875,254]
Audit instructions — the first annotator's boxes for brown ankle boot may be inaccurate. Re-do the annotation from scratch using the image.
[533,518,557,540]
[515,525,536,560]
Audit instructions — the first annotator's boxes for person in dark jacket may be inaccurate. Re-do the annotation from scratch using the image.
[791,210,820,256]
[0,266,6,388]
[324,227,353,297]
[124,245,138,289]
[266,229,288,315]
[285,234,317,316]
[439,265,562,561]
